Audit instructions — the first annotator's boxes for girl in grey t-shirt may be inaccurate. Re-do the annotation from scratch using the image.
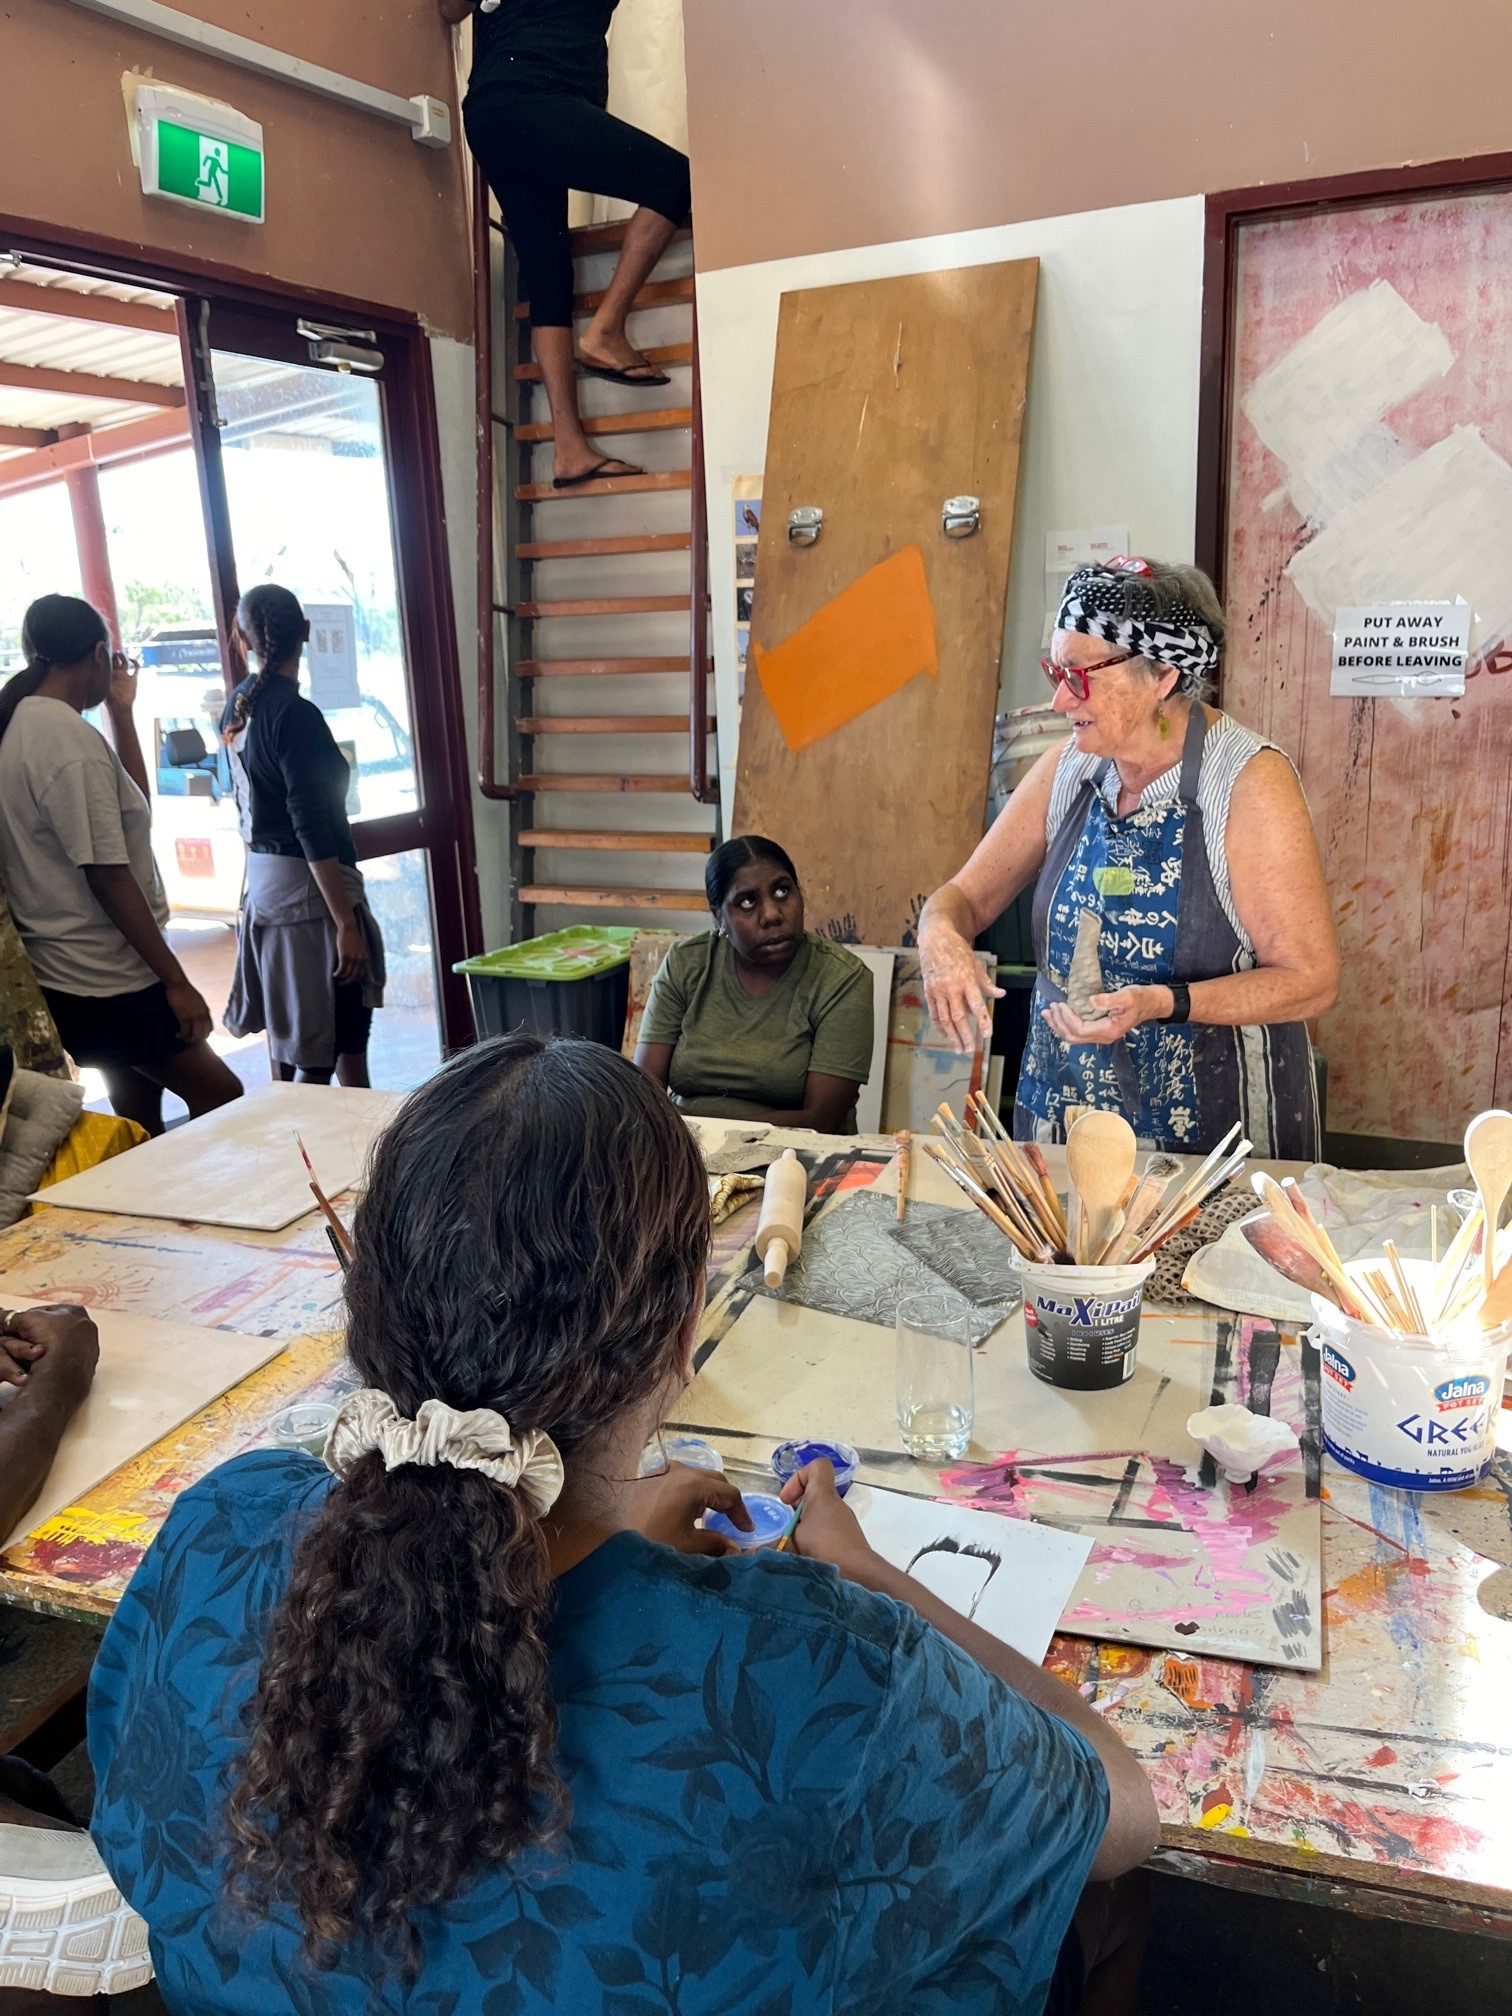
[0,595,241,1135]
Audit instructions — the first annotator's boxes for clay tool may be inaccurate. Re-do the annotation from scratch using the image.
[1133,1134,1251,1260]
[1241,1215,1364,1317]
[1066,1108,1139,1261]
[895,1130,911,1222]
[1252,1175,1393,1327]
[295,1132,354,1265]
[1464,1109,1512,1294]
[755,1149,807,1288]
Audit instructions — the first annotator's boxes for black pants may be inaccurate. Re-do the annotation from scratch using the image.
[464,85,691,328]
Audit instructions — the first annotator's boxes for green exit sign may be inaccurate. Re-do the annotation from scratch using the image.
[134,85,265,224]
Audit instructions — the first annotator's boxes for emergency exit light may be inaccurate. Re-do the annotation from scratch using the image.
[134,83,265,223]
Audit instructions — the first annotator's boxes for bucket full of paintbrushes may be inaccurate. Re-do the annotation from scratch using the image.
[1247,1165,1512,1491]
[1015,1254,1157,1390]
[922,1097,1253,1392]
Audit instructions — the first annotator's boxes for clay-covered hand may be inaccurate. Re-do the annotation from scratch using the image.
[1043,986,1162,1046]
[0,1303,99,1401]
[624,1461,753,1557]
[779,1460,877,1580]
[919,926,1004,1053]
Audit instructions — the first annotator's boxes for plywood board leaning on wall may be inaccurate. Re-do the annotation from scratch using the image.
[733,263,1038,947]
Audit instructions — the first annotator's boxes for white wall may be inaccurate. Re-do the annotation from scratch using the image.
[695,195,1206,824]
[430,333,512,952]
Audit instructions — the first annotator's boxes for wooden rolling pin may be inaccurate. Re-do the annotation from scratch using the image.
[756,1149,807,1288]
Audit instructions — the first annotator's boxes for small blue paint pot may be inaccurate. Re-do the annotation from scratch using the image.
[703,1492,791,1551]
[770,1437,859,1497]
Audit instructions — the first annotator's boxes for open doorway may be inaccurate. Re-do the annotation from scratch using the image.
[0,254,477,1116]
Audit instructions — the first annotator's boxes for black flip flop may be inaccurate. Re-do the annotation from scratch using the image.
[551,457,642,489]
[578,360,672,388]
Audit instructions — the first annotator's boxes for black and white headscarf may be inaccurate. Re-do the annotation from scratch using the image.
[1056,558,1220,693]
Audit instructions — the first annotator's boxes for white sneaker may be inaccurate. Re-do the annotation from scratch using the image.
[0,1821,153,1997]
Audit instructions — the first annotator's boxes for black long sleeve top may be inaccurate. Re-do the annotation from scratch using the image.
[222,675,357,868]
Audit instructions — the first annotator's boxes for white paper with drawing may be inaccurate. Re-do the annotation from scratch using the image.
[848,1483,1092,1665]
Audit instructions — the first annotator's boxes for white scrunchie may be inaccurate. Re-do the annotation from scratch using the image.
[324,1389,565,1518]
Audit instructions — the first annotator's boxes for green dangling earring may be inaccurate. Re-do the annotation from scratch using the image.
[1156,703,1171,740]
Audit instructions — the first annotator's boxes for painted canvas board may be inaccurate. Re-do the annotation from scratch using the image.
[30,1083,402,1232]
[1,1300,282,1550]
[848,1482,1093,1665]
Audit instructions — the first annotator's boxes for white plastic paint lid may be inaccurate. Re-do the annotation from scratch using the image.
[639,1434,725,1477]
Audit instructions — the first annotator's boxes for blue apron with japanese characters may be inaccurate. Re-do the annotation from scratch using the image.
[1013,707,1319,1158]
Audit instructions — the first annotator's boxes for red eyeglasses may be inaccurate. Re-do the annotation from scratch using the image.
[1040,650,1135,703]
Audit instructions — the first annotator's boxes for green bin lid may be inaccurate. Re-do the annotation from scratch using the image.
[453,924,637,983]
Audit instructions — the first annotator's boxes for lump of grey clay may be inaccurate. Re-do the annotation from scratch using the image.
[1066,908,1112,1021]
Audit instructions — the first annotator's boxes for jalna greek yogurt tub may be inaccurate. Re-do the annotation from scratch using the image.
[1311,1285,1512,1492]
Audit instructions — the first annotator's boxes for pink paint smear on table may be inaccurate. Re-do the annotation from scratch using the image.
[939,1449,1296,1625]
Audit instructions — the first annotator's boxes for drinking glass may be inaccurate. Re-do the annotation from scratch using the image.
[895,1291,974,1460]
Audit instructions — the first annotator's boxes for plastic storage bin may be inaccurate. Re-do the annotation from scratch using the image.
[454,926,635,1047]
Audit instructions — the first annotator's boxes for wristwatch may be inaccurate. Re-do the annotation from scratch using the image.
[1160,983,1192,1025]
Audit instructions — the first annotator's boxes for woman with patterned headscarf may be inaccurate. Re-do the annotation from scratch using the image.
[919,557,1338,1159]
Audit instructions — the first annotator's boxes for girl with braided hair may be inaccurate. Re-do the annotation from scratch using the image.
[222,584,386,1086]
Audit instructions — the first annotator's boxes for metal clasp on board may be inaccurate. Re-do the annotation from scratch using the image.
[942,495,981,539]
[787,506,823,547]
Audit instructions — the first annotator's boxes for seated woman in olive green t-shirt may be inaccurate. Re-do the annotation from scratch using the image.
[634,836,873,1134]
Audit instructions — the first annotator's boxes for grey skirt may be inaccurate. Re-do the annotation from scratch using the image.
[225,855,386,1071]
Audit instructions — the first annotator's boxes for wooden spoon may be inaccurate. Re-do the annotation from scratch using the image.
[1065,1109,1137,1266]
[1464,1110,1512,1295]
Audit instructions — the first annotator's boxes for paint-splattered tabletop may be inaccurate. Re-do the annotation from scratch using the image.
[3,1132,1511,1931]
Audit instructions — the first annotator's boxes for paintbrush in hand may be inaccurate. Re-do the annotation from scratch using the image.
[295,1131,355,1265]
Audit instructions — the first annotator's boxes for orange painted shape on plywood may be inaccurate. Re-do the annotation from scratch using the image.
[751,544,938,754]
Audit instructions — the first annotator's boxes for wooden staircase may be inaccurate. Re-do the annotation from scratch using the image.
[473,173,718,937]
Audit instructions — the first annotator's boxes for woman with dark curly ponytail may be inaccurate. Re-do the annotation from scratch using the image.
[89,1035,1155,2016]
[221,583,386,1086]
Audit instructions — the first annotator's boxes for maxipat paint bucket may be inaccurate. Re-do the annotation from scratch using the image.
[1017,1258,1156,1392]
[1310,1288,1512,1492]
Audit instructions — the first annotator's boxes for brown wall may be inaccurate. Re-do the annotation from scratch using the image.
[0,0,471,334]
[685,0,1512,272]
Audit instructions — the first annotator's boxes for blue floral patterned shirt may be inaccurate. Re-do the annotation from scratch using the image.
[89,1451,1108,2015]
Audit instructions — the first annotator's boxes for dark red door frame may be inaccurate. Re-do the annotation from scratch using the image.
[1195,147,1512,598]
[0,214,483,1048]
